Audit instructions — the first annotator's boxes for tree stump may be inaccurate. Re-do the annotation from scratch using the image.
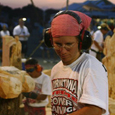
[0,94,24,115]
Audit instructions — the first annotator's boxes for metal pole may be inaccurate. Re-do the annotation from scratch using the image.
[66,0,69,10]
[30,0,35,6]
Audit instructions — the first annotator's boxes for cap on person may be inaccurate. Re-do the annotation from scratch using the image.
[100,23,111,31]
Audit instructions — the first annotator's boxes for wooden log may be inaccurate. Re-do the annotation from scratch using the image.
[0,94,24,115]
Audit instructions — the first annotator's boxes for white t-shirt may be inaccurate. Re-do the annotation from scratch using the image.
[51,53,108,115]
[89,30,103,57]
[27,72,52,107]
[13,25,30,41]
[0,30,10,37]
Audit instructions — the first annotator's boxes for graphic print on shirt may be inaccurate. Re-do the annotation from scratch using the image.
[52,78,79,115]
[28,83,42,104]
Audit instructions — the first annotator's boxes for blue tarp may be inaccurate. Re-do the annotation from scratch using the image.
[62,0,115,18]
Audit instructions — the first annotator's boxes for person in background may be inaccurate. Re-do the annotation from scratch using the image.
[13,18,30,58]
[0,24,10,37]
[0,24,10,47]
[22,58,51,115]
[43,10,109,115]
[89,23,110,61]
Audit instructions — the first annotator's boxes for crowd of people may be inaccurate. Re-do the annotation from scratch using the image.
[0,9,115,115]
[0,18,59,62]
[0,17,114,62]
[0,18,30,58]
[0,15,115,62]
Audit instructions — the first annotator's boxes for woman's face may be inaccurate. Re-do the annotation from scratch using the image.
[53,36,80,65]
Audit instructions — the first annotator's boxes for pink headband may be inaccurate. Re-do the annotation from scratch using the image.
[25,64,37,69]
[51,11,92,38]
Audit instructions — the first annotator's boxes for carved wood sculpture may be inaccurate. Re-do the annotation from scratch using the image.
[10,37,22,69]
[0,66,35,115]
[1,35,31,115]
[2,35,22,69]
[102,33,115,99]
[102,33,115,115]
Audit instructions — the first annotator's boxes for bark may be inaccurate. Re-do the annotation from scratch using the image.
[0,94,24,115]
